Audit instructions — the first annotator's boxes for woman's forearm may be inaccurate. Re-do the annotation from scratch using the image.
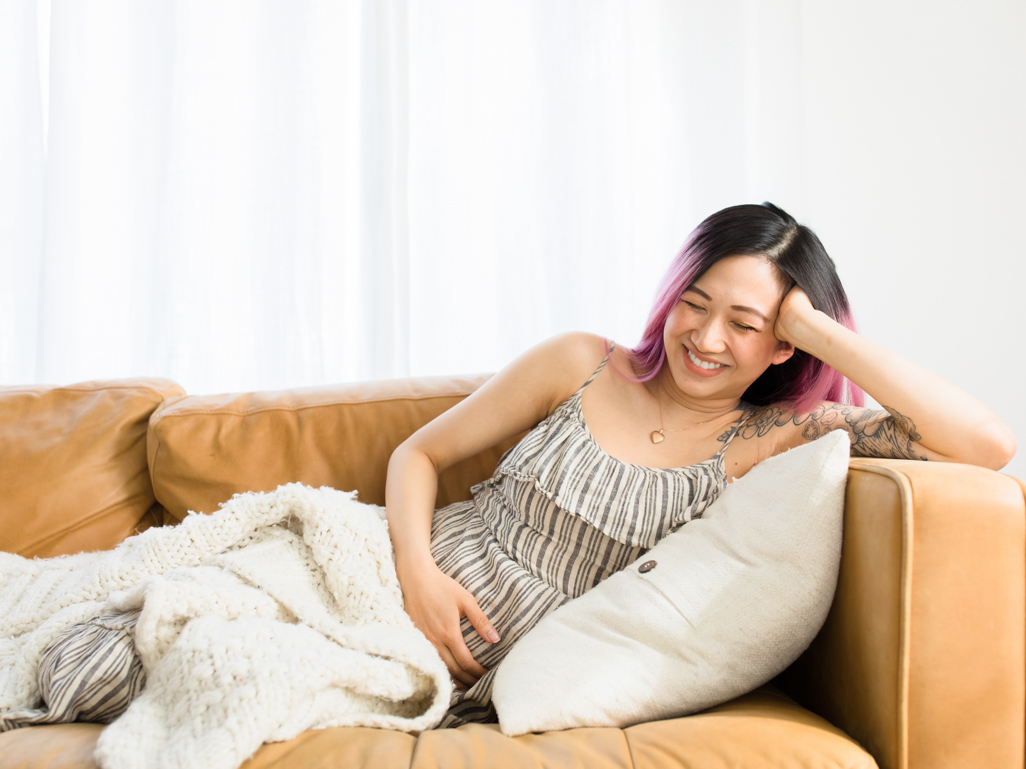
[787,308,1016,469]
[385,442,443,574]
[385,440,500,682]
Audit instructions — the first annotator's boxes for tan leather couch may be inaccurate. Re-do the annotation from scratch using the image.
[2,376,1023,769]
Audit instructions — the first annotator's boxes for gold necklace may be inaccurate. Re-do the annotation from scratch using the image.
[650,391,732,444]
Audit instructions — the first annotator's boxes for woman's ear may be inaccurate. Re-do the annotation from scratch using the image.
[771,341,795,366]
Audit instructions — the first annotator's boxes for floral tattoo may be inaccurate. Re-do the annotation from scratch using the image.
[719,403,928,460]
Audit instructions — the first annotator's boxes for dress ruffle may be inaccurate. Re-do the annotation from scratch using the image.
[471,389,729,551]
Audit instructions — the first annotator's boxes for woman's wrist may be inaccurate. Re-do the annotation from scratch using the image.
[394,547,437,580]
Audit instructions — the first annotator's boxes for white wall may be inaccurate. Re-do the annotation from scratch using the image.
[798,1,1025,477]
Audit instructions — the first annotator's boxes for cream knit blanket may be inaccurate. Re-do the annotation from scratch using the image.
[0,484,450,769]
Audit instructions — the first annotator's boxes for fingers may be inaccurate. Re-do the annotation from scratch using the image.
[439,600,492,685]
[424,612,488,684]
[398,566,496,689]
[448,632,488,679]
[437,645,478,689]
[463,597,501,645]
[426,627,484,687]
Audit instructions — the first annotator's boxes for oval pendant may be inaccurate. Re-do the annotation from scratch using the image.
[650,430,665,444]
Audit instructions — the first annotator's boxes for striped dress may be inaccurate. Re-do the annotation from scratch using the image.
[431,345,750,727]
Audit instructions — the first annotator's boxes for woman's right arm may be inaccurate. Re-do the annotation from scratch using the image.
[387,444,491,688]
[385,331,607,689]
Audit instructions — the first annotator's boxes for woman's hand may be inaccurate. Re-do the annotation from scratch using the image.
[773,284,821,348]
[396,557,499,690]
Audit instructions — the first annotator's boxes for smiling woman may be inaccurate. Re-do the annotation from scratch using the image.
[385,201,1017,726]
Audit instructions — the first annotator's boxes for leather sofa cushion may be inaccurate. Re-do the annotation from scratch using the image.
[148,375,522,523]
[0,687,877,769]
[0,379,184,557]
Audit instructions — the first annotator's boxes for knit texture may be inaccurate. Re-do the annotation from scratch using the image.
[0,484,450,769]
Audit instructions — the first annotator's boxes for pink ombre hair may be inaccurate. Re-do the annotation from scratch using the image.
[617,203,864,413]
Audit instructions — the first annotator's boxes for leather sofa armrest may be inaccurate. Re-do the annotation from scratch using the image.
[778,459,1025,769]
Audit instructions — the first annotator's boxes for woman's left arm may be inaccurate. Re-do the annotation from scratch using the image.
[772,287,1017,470]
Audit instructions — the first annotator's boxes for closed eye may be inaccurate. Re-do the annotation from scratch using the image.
[732,322,757,332]
[683,301,705,311]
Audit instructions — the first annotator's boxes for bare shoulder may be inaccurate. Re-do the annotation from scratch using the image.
[535,331,611,375]
[527,331,615,413]
[470,330,610,419]
[401,331,610,473]
[736,400,937,461]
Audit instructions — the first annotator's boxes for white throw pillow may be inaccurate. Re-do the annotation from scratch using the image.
[492,430,850,736]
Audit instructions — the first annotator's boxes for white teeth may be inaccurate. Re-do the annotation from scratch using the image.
[688,349,724,370]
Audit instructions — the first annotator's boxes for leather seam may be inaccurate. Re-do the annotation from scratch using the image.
[149,392,474,422]
[1002,472,1026,766]
[149,417,166,513]
[1,382,182,397]
[620,727,639,769]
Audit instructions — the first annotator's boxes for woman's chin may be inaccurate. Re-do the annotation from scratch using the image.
[666,364,755,405]
[668,372,738,402]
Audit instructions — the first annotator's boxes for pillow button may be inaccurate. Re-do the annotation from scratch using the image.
[638,560,657,574]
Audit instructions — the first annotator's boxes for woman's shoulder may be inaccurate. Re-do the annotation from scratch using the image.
[536,332,647,414]
[534,331,614,378]
[488,332,615,422]
[400,332,615,473]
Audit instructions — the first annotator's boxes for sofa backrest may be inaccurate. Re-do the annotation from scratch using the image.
[0,378,185,557]
[148,375,523,523]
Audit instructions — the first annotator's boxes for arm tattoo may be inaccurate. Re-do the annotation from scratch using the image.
[726,403,928,461]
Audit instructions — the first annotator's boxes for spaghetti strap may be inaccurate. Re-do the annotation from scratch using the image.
[579,340,616,392]
[715,404,754,455]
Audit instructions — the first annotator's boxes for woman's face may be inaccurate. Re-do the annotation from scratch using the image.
[662,255,795,402]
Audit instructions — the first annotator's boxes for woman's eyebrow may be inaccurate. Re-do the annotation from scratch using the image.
[732,306,770,323]
[685,285,769,324]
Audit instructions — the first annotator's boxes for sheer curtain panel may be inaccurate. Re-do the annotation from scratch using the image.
[0,0,45,384]
[4,0,803,393]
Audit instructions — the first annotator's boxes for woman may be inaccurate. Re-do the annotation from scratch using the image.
[386,202,1016,727]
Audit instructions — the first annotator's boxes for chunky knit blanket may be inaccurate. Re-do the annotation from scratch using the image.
[0,484,450,769]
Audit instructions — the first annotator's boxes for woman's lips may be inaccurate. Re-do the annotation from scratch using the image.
[682,346,728,377]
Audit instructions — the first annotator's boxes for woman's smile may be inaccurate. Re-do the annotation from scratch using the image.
[682,346,729,377]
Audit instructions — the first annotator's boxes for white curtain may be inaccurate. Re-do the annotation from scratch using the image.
[0,0,45,383]
[1,0,803,393]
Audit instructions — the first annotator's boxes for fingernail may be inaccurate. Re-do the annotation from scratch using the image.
[486,629,499,643]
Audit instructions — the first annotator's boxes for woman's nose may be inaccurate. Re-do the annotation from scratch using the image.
[693,318,728,353]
